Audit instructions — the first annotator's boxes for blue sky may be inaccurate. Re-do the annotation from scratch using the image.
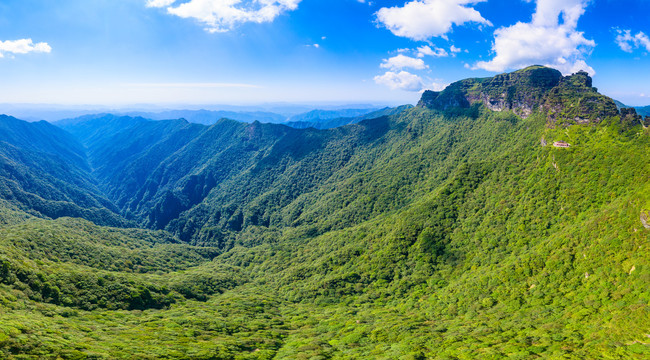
[0,0,648,106]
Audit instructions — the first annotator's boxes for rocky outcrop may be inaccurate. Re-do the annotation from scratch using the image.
[641,211,650,230]
[418,66,621,127]
[543,71,619,127]
[468,66,563,118]
[620,108,650,127]
[620,108,646,127]
[418,66,561,117]
[417,90,441,108]
[417,86,470,111]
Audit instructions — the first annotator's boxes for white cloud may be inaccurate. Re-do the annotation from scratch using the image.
[474,0,595,75]
[148,0,301,33]
[376,0,491,41]
[616,29,650,53]
[380,54,427,70]
[374,70,424,91]
[450,45,462,53]
[416,45,448,58]
[0,39,51,58]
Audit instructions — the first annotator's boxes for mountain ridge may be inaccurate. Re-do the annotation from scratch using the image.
[0,66,649,359]
[0,115,129,227]
[418,65,626,127]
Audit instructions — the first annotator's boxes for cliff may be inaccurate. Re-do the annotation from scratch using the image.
[418,66,620,126]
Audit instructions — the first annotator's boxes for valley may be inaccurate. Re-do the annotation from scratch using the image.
[0,67,649,359]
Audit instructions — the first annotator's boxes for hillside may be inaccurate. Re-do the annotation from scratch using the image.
[60,109,438,245]
[283,105,414,129]
[0,115,128,227]
[56,106,406,131]
[0,66,649,358]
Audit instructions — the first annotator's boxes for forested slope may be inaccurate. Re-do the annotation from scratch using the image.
[0,115,127,226]
[0,66,648,359]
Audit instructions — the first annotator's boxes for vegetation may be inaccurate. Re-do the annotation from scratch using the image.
[0,115,128,227]
[0,67,649,358]
[283,105,413,129]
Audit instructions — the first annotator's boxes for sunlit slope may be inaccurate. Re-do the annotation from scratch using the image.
[2,106,648,359]
[236,111,650,359]
[0,66,648,358]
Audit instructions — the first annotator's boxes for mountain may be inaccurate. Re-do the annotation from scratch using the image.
[55,107,403,131]
[0,115,127,226]
[283,105,414,129]
[123,109,287,125]
[55,113,148,146]
[286,108,381,122]
[1,66,649,359]
[419,66,619,125]
[637,105,650,116]
[60,114,397,243]
[57,106,419,245]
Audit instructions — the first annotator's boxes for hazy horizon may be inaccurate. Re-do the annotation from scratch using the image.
[0,100,411,122]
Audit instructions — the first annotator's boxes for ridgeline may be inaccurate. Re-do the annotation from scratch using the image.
[0,66,649,359]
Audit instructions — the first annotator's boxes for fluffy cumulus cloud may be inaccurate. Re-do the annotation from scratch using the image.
[0,39,51,58]
[475,0,595,75]
[615,29,650,53]
[374,70,424,91]
[380,54,427,70]
[376,0,491,41]
[147,0,301,33]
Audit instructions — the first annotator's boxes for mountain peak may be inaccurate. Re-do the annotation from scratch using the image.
[418,66,619,126]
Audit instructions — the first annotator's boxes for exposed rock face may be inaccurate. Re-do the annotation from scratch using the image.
[418,66,620,126]
[544,71,619,127]
[620,108,645,127]
[417,87,469,110]
[418,66,561,117]
[469,66,563,118]
[418,90,442,108]
[641,211,650,230]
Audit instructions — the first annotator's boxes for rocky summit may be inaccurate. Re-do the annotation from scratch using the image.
[418,65,620,126]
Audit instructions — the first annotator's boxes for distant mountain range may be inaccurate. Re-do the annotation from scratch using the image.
[54,105,414,130]
[0,103,397,123]
[283,105,414,129]
[121,107,390,127]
